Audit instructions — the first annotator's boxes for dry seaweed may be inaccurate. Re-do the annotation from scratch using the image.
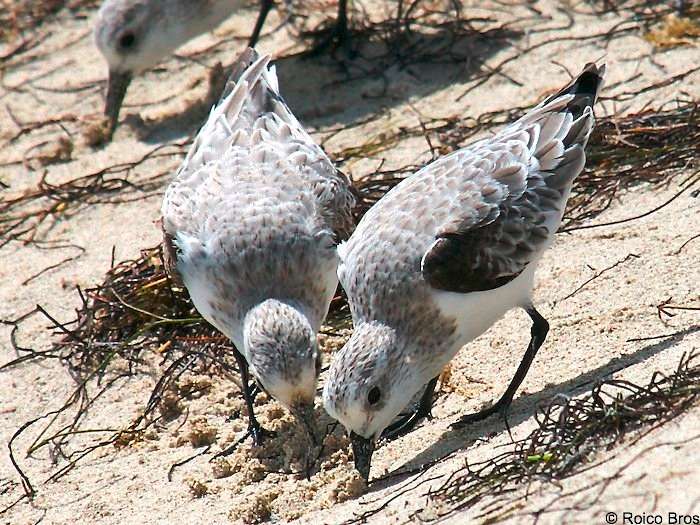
[1,248,233,499]
[0,0,98,45]
[288,0,523,73]
[555,253,640,304]
[0,142,187,248]
[562,98,700,228]
[421,351,700,522]
[657,297,700,321]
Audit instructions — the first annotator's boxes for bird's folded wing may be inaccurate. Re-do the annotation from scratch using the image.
[421,64,604,294]
[312,170,357,244]
[420,138,551,294]
[161,48,356,272]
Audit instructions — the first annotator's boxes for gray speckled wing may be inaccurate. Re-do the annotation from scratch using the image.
[422,64,603,293]
[161,49,355,338]
[163,48,354,248]
[339,64,603,319]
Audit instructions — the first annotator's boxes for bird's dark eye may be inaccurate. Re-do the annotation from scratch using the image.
[368,387,381,406]
[118,32,136,50]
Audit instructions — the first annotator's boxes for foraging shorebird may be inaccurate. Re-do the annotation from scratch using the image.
[94,0,350,133]
[161,48,355,446]
[323,64,606,480]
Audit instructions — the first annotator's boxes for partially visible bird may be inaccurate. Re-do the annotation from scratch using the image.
[323,64,606,480]
[162,48,355,447]
[94,0,350,133]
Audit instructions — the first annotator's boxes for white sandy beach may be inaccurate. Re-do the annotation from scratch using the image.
[1,1,699,523]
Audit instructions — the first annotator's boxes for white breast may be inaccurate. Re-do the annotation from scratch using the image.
[430,261,538,358]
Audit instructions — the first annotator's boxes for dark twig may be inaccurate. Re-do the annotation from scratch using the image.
[557,253,640,303]
[657,297,700,321]
[419,352,700,521]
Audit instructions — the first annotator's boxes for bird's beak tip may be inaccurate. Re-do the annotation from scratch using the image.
[350,431,375,482]
[292,402,318,446]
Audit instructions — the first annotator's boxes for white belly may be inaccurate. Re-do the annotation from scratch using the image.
[431,262,537,359]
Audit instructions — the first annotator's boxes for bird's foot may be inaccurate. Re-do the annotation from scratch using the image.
[381,406,433,442]
[451,399,510,430]
[303,20,354,59]
[250,421,275,447]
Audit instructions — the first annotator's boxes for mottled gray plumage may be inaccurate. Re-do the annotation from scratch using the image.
[162,49,354,428]
[323,64,605,480]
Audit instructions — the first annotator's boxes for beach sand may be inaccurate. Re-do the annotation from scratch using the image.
[1,1,699,523]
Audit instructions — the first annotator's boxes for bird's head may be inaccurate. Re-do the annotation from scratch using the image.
[243,299,321,441]
[323,321,426,480]
[93,0,189,131]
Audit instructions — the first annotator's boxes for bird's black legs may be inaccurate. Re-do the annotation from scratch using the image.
[336,0,349,41]
[453,306,549,429]
[234,347,273,446]
[305,0,352,57]
[249,0,274,48]
[215,347,273,457]
[381,376,439,440]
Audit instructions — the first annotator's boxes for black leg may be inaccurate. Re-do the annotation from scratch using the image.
[304,0,352,57]
[215,348,273,458]
[381,376,439,440]
[453,306,549,429]
[235,348,273,446]
[248,0,274,48]
[336,0,348,37]
[224,382,263,423]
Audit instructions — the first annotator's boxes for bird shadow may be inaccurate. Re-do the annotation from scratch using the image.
[366,324,700,492]
[133,20,521,144]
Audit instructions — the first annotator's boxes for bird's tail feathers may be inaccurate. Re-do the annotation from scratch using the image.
[540,63,606,120]
[180,48,309,173]
[216,48,308,143]
[508,64,606,191]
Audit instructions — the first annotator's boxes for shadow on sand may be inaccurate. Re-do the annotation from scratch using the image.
[134,20,520,144]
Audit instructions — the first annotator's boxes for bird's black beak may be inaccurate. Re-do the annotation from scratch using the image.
[350,431,375,482]
[291,403,318,447]
[104,69,132,134]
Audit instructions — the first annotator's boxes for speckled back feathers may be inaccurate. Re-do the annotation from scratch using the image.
[161,48,355,354]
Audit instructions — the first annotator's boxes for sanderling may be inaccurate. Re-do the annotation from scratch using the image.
[323,64,606,480]
[161,48,355,447]
[94,0,350,132]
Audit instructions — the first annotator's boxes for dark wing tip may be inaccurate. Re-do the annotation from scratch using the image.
[545,62,606,119]
[574,62,606,100]
[422,234,523,294]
